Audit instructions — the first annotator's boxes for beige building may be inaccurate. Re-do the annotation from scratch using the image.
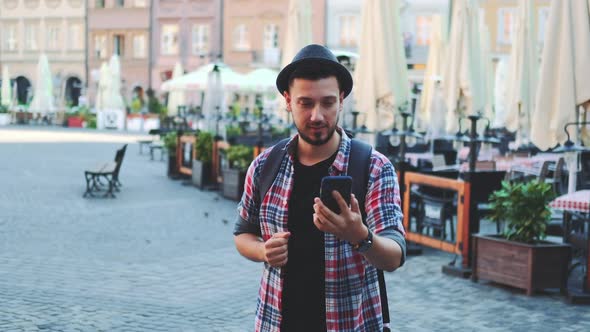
[480,0,551,57]
[88,0,151,104]
[223,0,326,72]
[153,0,222,90]
[0,0,86,106]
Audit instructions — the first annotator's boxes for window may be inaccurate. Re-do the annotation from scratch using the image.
[25,22,39,51]
[263,24,279,49]
[192,24,210,56]
[46,23,61,50]
[134,0,146,7]
[113,34,124,56]
[233,24,250,50]
[415,15,432,46]
[133,34,146,58]
[537,7,550,43]
[94,34,107,59]
[161,24,179,55]
[95,0,104,8]
[3,24,18,51]
[339,15,358,48]
[497,8,516,45]
[115,0,124,8]
[68,23,83,50]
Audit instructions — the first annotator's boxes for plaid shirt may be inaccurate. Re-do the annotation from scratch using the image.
[237,130,405,332]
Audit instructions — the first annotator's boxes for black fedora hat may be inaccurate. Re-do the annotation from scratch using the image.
[276,44,353,98]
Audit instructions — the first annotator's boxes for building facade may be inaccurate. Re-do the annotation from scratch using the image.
[0,0,86,106]
[223,0,326,72]
[152,0,222,90]
[88,0,151,104]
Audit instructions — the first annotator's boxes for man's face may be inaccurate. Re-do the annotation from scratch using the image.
[284,77,343,146]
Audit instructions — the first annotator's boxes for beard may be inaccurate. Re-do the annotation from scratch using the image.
[296,121,338,146]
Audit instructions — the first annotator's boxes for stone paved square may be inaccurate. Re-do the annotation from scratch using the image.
[0,127,589,331]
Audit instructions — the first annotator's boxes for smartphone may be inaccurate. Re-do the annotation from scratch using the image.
[320,176,353,214]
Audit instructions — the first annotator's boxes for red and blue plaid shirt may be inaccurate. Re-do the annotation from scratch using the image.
[237,130,405,332]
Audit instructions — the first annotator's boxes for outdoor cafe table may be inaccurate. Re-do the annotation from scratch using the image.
[549,190,590,299]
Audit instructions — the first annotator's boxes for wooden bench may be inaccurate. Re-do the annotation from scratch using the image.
[83,145,127,198]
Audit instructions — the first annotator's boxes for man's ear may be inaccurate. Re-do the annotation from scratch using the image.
[283,91,292,112]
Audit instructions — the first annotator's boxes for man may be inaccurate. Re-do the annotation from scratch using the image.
[234,44,406,332]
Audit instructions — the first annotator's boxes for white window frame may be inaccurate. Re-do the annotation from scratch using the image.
[339,15,358,48]
[161,24,179,55]
[25,22,39,51]
[4,23,19,51]
[134,0,146,7]
[192,24,210,56]
[263,24,279,49]
[46,23,61,51]
[94,34,107,59]
[113,34,124,56]
[233,24,250,51]
[68,23,83,50]
[133,34,146,58]
[497,7,516,45]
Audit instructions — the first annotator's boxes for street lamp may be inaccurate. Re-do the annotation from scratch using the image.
[553,121,590,194]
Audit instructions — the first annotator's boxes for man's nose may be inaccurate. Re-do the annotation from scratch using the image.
[310,104,323,121]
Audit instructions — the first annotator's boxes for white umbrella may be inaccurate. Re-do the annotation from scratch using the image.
[106,54,125,110]
[281,0,313,69]
[417,14,447,136]
[160,63,244,92]
[480,22,495,125]
[242,68,279,94]
[493,57,508,128]
[441,0,486,134]
[29,54,55,115]
[502,0,538,145]
[531,0,590,150]
[354,0,409,133]
[95,62,111,111]
[1,66,11,108]
[166,61,186,117]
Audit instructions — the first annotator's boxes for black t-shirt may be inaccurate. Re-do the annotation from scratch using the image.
[280,152,336,332]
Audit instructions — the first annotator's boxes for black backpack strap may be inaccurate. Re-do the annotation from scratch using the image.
[349,139,390,328]
[258,138,290,201]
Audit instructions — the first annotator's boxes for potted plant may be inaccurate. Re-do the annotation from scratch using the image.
[0,104,10,126]
[192,131,214,189]
[163,131,180,178]
[472,180,571,296]
[221,144,254,201]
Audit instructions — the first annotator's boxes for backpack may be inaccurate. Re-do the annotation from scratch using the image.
[257,137,391,329]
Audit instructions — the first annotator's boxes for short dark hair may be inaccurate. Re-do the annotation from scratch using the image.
[287,61,344,93]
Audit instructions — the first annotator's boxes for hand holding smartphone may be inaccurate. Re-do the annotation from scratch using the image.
[320,176,353,214]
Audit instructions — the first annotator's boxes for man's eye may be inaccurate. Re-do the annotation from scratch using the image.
[322,102,335,108]
[300,102,313,107]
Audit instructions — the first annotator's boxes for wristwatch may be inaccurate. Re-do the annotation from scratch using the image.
[351,227,373,253]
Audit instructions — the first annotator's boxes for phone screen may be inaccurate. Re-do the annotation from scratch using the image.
[320,176,352,214]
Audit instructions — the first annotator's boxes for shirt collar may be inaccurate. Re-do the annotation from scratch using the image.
[284,126,351,174]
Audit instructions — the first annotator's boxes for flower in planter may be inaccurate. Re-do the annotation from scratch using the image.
[225,144,254,172]
[163,132,178,155]
[195,131,214,163]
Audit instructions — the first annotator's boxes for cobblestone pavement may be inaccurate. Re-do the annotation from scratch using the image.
[0,127,589,332]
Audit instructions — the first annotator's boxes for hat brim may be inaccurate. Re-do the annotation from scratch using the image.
[276,57,353,98]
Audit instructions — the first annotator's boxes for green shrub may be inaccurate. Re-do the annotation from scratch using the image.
[195,131,214,163]
[163,132,178,155]
[226,144,254,172]
[488,180,556,244]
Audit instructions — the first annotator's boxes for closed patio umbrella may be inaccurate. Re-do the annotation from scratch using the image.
[531,0,590,150]
[354,0,409,134]
[106,54,125,110]
[95,62,111,111]
[417,14,447,136]
[502,0,538,146]
[166,61,186,117]
[441,0,486,134]
[29,54,55,115]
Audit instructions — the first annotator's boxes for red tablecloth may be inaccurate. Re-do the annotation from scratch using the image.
[549,190,590,213]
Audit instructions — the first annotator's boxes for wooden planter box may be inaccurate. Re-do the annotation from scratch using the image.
[192,160,213,189]
[222,167,246,201]
[472,234,571,295]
